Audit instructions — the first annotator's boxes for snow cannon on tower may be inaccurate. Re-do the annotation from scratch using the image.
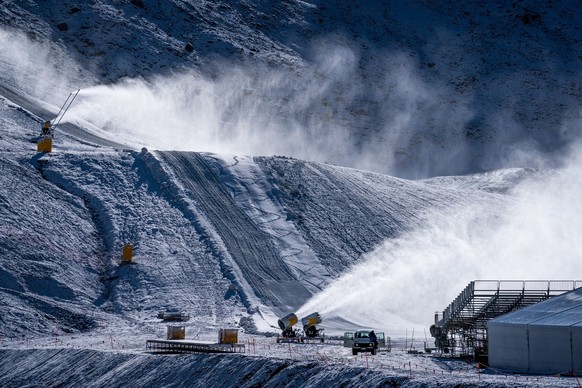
[36,89,80,153]
[39,89,80,138]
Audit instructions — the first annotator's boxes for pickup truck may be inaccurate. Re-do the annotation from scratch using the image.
[344,330,389,355]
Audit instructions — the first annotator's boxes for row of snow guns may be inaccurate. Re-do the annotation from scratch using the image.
[277,312,322,331]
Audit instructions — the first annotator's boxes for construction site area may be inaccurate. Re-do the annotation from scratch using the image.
[130,278,582,380]
[2,305,580,388]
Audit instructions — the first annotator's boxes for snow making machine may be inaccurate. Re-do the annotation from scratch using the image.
[301,312,325,343]
[276,313,302,343]
[275,312,325,343]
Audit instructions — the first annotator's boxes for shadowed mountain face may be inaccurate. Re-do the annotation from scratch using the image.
[1,0,581,178]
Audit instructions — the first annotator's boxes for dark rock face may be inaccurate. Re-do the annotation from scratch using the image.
[131,0,145,9]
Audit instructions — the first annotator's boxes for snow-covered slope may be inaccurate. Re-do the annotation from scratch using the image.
[0,91,517,339]
[2,1,582,386]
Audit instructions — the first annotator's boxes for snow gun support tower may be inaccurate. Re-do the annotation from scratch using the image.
[41,89,80,138]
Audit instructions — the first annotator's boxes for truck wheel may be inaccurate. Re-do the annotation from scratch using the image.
[371,348,377,355]
[352,349,357,355]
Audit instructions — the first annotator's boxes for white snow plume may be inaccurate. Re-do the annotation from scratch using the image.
[491,144,582,277]
[297,201,502,334]
[0,25,475,177]
[0,28,93,107]
[69,46,358,162]
[361,52,475,178]
[67,41,476,177]
[0,27,565,178]
[299,142,582,333]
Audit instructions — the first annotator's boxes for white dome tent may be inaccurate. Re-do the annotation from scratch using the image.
[488,287,582,375]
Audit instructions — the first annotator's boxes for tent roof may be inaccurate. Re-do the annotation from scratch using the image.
[489,287,582,326]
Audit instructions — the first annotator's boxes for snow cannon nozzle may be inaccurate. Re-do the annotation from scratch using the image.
[301,312,321,329]
[277,312,298,331]
[301,312,323,338]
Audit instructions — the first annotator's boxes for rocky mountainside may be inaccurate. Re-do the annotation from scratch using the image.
[1,0,581,177]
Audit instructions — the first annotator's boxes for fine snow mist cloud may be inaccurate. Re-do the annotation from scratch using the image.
[65,42,477,177]
[68,48,368,169]
[2,27,576,178]
[71,64,355,159]
[0,28,95,109]
[298,143,582,331]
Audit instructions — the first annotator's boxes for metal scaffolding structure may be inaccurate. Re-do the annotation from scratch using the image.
[146,339,245,354]
[430,280,582,358]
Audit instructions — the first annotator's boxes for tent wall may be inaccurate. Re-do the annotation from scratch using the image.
[572,325,582,374]
[487,323,528,371]
[487,288,582,375]
[528,324,572,374]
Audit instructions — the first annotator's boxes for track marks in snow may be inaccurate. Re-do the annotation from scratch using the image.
[211,154,332,295]
[158,151,311,315]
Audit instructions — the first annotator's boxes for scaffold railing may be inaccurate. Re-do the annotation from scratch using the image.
[431,280,582,357]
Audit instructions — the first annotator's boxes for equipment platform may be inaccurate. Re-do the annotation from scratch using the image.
[275,336,325,344]
[146,339,245,354]
[302,336,325,344]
